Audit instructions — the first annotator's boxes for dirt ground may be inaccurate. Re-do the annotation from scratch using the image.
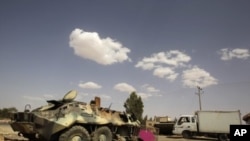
[0,122,28,141]
[157,135,217,141]
[0,122,217,141]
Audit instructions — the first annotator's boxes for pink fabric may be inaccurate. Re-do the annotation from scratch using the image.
[139,129,155,141]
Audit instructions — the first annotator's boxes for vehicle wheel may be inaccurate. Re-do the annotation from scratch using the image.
[218,134,229,141]
[59,126,90,141]
[92,126,112,141]
[182,130,192,139]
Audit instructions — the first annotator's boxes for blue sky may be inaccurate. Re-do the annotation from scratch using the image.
[1,0,250,119]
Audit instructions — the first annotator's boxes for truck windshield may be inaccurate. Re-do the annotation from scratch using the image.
[177,117,190,125]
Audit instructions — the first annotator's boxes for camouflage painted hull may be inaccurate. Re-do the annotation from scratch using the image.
[10,90,141,141]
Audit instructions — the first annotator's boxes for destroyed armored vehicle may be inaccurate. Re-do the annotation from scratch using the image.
[10,90,141,141]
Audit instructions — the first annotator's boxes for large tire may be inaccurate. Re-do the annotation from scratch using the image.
[182,130,192,139]
[92,126,112,141]
[59,126,90,141]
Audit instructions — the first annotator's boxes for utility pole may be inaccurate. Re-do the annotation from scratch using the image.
[196,86,203,111]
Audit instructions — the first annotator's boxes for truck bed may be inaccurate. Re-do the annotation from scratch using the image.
[196,110,241,133]
[154,122,175,135]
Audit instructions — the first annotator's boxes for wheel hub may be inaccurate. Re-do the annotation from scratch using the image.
[71,135,83,141]
[99,134,107,141]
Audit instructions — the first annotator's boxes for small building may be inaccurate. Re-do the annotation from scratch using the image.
[242,113,250,124]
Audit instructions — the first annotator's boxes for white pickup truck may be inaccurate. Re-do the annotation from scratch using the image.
[172,110,241,141]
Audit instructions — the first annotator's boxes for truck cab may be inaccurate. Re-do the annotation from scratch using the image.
[172,115,197,138]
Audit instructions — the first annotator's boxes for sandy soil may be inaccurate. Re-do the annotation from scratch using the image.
[0,122,28,141]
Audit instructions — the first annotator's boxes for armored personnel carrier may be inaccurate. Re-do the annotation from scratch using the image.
[10,90,141,141]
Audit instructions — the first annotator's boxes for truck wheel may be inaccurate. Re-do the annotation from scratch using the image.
[59,126,90,141]
[182,131,192,139]
[218,134,229,141]
[92,126,112,141]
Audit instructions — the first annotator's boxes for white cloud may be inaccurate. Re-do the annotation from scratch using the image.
[69,28,131,65]
[99,94,112,100]
[135,50,218,89]
[182,66,218,88]
[135,50,191,81]
[135,61,155,70]
[140,84,162,98]
[137,92,152,99]
[219,48,250,60]
[135,50,191,69]
[153,67,179,81]
[78,81,102,89]
[147,87,159,93]
[142,84,160,93]
[114,83,136,93]
[114,83,162,99]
